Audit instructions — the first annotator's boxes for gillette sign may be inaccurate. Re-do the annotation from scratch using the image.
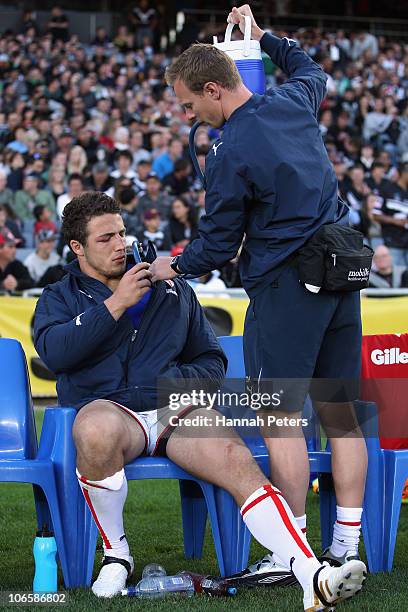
[371,348,408,365]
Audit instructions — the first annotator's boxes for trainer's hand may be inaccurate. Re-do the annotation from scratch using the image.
[227,5,265,41]
[150,256,178,282]
[104,262,152,320]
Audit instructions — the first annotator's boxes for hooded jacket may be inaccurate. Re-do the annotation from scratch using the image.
[34,259,226,411]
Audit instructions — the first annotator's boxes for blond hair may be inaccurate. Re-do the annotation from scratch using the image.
[165,43,241,93]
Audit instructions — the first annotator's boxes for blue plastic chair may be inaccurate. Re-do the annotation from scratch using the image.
[382,449,408,570]
[0,338,68,583]
[216,336,387,575]
[40,407,229,587]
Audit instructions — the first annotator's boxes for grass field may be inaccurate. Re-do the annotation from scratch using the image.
[1,409,408,611]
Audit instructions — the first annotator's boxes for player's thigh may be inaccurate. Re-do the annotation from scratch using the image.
[166,408,266,497]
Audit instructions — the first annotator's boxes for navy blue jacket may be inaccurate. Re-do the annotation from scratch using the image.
[179,33,349,297]
[34,260,226,411]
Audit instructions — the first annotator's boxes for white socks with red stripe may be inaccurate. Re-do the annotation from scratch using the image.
[77,468,130,559]
[296,514,307,534]
[330,506,362,557]
[241,485,320,590]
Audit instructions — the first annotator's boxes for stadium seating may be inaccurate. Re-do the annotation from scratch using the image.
[0,338,68,582]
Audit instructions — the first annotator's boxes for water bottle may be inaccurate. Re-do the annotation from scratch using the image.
[141,563,167,578]
[213,16,266,94]
[122,574,195,598]
[33,525,57,593]
[178,571,237,597]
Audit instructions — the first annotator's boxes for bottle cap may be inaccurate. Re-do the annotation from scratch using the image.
[36,524,54,538]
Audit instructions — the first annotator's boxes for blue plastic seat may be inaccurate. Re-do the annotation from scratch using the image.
[0,338,68,582]
[40,407,228,587]
[382,449,408,570]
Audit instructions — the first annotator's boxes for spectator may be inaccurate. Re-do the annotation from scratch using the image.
[47,5,69,43]
[56,174,84,220]
[137,209,170,251]
[369,245,408,288]
[373,163,408,266]
[152,138,183,179]
[67,146,88,176]
[0,203,24,247]
[86,162,114,195]
[129,130,151,168]
[340,164,370,227]
[110,150,137,183]
[162,158,193,196]
[14,173,56,222]
[167,196,198,248]
[6,152,25,192]
[33,205,58,239]
[130,0,157,48]
[24,229,64,287]
[117,187,142,237]
[194,270,229,295]
[47,165,66,202]
[0,228,33,291]
[134,159,152,192]
[366,161,392,198]
[358,193,383,248]
[0,170,14,206]
[138,172,171,218]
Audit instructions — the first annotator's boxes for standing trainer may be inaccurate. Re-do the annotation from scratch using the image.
[151,4,368,572]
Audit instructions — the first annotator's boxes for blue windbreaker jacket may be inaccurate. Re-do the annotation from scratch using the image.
[179,33,349,296]
[33,260,226,411]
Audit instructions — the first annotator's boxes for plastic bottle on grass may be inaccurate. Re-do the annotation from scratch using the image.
[178,571,237,596]
[33,525,57,593]
[121,574,194,598]
[141,563,167,578]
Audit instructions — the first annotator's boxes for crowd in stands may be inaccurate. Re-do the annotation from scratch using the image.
[0,3,407,292]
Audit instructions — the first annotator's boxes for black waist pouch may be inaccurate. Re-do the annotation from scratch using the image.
[298,224,374,292]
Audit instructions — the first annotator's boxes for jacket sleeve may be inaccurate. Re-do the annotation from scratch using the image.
[34,285,119,373]
[177,147,250,277]
[160,284,227,386]
[11,260,35,290]
[261,32,327,117]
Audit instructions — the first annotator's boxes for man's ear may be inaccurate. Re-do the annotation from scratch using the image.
[203,82,221,100]
[70,239,84,257]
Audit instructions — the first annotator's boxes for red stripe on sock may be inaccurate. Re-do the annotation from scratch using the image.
[336,520,361,526]
[301,527,307,534]
[263,485,313,559]
[241,484,313,559]
[78,475,109,490]
[82,488,112,549]
[241,487,282,517]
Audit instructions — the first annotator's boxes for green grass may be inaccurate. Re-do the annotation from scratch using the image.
[1,410,408,611]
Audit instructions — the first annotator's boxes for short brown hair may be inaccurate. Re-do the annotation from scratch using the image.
[62,191,121,249]
[165,43,241,93]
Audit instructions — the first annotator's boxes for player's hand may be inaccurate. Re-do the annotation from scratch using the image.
[150,256,178,282]
[105,262,152,320]
[227,5,265,41]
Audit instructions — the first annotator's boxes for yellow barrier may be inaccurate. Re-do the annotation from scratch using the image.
[1,293,407,397]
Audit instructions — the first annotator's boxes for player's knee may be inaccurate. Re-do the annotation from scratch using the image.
[222,440,253,471]
[73,409,123,457]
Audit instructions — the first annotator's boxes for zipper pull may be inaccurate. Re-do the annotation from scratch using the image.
[131,330,138,342]
[332,253,336,267]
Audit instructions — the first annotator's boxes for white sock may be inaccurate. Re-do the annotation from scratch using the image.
[241,485,320,590]
[296,514,307,535]
[77,468,130,558]
[271,514,308,567]
[330,505,362,557]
